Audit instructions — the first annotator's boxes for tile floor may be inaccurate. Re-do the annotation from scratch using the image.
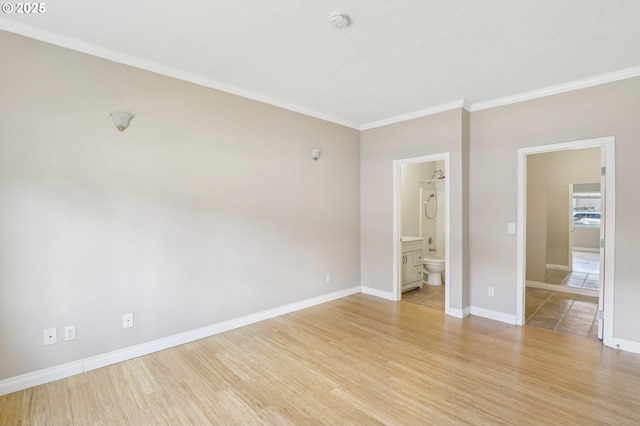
[527,250,601,340]
[573,250,601,274]
[402,283,444,311]
[403,251,601,341]
[544,251,600,291]
[525,287,599,340]
[545,269,600,290]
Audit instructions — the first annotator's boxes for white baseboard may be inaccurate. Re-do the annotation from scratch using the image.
[361,286,395,301]
[526,280,598,297]
[0,361,84,397]
[574,247,600,253]
[0,286,361,396]
[446,306,470,318]
[546,263,570,271]
[610,338,640,355]
[469,306,517,325]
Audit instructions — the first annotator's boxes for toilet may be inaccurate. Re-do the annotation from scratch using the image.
[423,257,445,285]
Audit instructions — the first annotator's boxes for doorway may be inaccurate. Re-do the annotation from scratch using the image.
[393,153,451,313]
[516,137,615,347]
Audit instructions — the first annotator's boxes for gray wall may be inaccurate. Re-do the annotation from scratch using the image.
[361,76,640,343]
[470,77,640,341]
[360,109,470,311]
[3,28,640,383]
[0,31,361,380]
[526,148,601,279]
[400,162,436,239]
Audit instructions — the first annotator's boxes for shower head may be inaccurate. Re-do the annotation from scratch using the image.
[431,169,445,180]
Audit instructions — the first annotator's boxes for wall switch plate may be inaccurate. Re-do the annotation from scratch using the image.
[326,274,331,283]
[43,328,57,345]
[122,313,134,328]
[507,223,516,234]
[64,325,76,341]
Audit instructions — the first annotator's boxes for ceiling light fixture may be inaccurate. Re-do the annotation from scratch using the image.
[110,112,134,132]
[330,14,350,30]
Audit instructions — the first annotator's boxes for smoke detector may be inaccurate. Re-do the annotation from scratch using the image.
[330,14,350,29]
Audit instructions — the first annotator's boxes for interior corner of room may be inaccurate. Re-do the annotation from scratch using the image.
[1,25,640,402]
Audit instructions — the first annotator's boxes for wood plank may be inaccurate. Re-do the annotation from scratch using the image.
[1,294,640,424]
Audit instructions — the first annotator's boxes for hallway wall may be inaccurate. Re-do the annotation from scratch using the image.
[470,77,640,343]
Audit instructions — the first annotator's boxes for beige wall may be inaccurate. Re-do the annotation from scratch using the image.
[546,184,571,267]
[360,109,470,310]
[470,77,640,341]
[574,227,600,250]
[0,31,361,380]
[400,162,435,237]
[3,28,640,383]
[526,148,601,280]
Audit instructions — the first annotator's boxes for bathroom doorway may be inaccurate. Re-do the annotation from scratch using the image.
[516,137,615,347]
[393,153,450,312]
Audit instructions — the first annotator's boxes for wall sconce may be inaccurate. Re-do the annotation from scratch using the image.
[311,148,322,161]
[110,112,134,132]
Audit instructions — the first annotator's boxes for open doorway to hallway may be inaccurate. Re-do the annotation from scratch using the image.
[516,136,615,347]
[524,161,603,340]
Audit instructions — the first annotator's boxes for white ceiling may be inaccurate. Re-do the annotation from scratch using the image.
[2,1,640,129]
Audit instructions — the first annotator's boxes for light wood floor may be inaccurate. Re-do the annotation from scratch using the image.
[2,294,640,425]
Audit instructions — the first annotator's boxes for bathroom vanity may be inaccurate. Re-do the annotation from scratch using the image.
[401,237,424,292]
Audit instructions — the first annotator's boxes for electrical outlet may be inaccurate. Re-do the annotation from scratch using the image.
[488,287,495,297]
[64,325,76,341]
[326,274,331,283]
[43,328,57,345]
[122,313,134,328]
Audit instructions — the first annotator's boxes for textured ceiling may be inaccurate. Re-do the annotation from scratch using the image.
[1,0,639,129]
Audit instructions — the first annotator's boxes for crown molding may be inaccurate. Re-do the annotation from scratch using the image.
[360,67,640,129]
[470,66,640,112]
[360,99,470,131]
[2,19,639,131]
[0,20,361,130]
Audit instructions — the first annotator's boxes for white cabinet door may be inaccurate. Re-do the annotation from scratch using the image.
[401,240,424,292]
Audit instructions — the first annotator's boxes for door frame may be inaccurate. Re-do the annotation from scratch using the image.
[567,184,574,273]
[393,152,451,313]
[516,136,615,347]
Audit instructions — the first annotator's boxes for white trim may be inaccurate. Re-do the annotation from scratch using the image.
[0,19,360,130]
[0,361,84,397]
[3,18,639,130]
[574,247,600,253]
[546,264,570,272]
[469,306,517,325]
[446,306,470,319]
[361,66,640,128]
[470,66,640,112]
[360,100,470,130]
[360,286,395,301]
[611,338,640,355]
[393,153,452,313]
[526,280,598,297]
[0,286,360,396]
[517,136,615,347]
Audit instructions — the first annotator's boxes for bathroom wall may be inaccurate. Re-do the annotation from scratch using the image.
[0,31,361,380]
[400,162,435,238]
[431,159,447,258]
